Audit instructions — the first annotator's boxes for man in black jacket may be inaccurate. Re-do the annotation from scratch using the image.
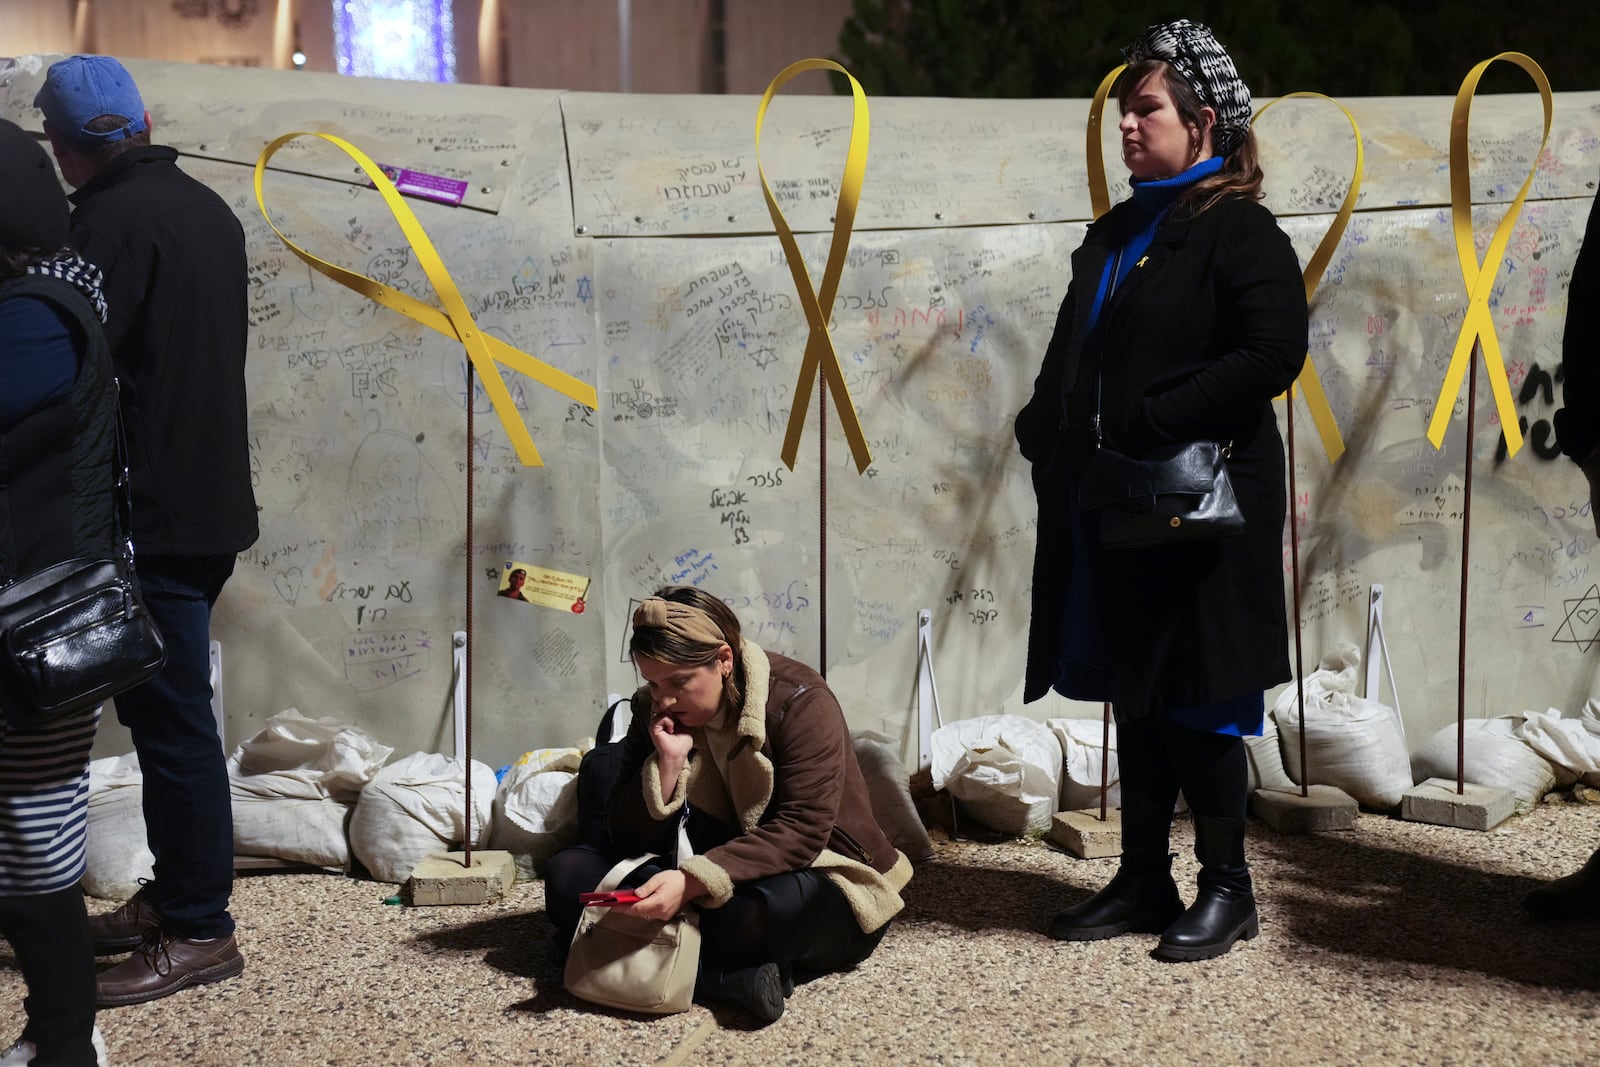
[35,55,258,1004]
[1540,187,1600,921]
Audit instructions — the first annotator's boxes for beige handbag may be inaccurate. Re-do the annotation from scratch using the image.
[563,819,700,1014]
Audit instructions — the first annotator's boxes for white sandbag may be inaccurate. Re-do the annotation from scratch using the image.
[852,730,934,863]
[1046,718,1121,812]
[229,762,352,868]
[234,708,393,801]
[1516,707,1600,787]
[1274,643,1411,810]
[83,754,153,901]
[1413,718,1558,814]
[488,748,584,880]
[348,752,496,883]
[1247,710,1296,792]
[931,714,1062,835]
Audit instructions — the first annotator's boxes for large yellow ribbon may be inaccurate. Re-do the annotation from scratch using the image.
[1254,92,1364,464]
[1426,52,1553,458]
[753,60,873,473]
[253,133,598,467]
[1086,64,1126,220]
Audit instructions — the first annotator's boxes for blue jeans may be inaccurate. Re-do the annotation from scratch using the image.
[114,554,236,939]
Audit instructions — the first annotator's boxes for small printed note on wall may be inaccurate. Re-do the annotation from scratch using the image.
[497,560,591,614]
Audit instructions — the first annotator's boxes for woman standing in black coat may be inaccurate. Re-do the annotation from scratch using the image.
[1015,20,1307,962]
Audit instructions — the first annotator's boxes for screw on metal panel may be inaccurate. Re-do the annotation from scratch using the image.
[935,212,944,220]
[576,225,588,235]
[727,215,736,222]
[1028,211,1037,219]
[499,159,510,167]
[634,215,644,223]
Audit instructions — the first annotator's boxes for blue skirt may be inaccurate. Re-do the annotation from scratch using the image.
[1051,485,1264,738]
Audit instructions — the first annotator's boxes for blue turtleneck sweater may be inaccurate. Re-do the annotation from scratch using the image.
[1085,156,1224,334]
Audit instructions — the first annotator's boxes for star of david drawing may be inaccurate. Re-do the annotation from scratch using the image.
[1552,584,1600,653]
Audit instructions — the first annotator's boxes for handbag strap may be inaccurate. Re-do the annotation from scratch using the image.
[591,804,696,894]
[595,853,660,894]
[111,383,138,572]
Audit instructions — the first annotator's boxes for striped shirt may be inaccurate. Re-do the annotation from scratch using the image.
[0,706,99,895]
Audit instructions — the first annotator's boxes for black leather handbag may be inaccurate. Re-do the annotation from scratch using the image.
[1076,307,1245,549]
[1078,438,1244,548]
[0,401,165,726]
[0,556,166,725]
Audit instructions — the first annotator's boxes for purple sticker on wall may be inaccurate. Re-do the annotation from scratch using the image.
[372,165,469,206]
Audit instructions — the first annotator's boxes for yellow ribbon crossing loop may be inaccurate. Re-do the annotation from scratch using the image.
[253,132,598,467]
[1086,64,1126,220]
[1426,52,1553,458]
[1254,92,1364,464]
[754,59,873,474]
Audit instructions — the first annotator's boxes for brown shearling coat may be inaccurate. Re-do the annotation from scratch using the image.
[607,643,910,933]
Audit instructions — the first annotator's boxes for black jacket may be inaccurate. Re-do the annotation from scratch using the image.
[1016,195,1308,715]
[1555,190,1599,464]
[68,146,258,556]
[0,274,118,579]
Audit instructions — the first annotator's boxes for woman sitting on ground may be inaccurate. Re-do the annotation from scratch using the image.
[547,586,912,1023]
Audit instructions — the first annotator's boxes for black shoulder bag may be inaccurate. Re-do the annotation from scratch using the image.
[0,396,166,726]
[1076,250,1245,549]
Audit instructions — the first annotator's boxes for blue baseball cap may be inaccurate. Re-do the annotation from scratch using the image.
[33,55,147,144]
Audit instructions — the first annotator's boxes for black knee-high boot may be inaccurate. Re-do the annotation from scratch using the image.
[1154,727,1258,961]
[1049,719,1183,941]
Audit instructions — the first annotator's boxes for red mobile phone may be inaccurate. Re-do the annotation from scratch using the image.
[578,890,642,906]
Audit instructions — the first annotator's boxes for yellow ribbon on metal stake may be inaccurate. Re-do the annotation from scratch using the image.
[754,59,873,474]
[1254,92,1364,465]
[253,133,598,467]
[1426,52,1553,459]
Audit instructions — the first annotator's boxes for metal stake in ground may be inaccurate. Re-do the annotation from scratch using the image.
[1099,702,1111,822]
[819,379,827,678]
[1455,345,1481,796]
[464,363,475,867]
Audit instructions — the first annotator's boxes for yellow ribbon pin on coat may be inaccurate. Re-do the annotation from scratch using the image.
[754,59,873,474]
[1426,52,1553,459]
[253,133,598,467]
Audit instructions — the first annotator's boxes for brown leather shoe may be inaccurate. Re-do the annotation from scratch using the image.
[89,885,161,955]
[96,930,245,1007]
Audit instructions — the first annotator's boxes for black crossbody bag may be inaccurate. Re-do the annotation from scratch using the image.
[0,394,166,726]
[1076,250,1245,549]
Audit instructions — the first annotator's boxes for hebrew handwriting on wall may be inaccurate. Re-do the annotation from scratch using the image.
[8,54,1600,763]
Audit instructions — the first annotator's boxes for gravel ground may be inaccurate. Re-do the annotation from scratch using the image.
[3,797,1597,1066]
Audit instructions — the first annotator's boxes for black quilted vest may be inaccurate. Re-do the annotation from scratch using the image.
[0,273,119,580]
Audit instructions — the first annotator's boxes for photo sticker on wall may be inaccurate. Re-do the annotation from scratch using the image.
[497,561,590,614]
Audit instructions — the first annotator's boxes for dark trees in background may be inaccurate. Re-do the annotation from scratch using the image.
[835,0,1600,98]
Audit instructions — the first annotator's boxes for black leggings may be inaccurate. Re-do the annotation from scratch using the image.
[1117,715,1249,821]
[0,885,97,1067]
[546,845,884,974]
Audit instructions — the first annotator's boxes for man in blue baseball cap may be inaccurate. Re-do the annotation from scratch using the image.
[34,55,258,1009]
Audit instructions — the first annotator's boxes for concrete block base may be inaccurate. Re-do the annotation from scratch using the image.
[1250,784,1359,834]
[1400,778,1516,832]
[1047,809,1122,859]
[406,850,516,906]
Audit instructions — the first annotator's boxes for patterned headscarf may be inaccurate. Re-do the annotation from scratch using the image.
[632,596,728,648]
[1123,19,1253,156]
